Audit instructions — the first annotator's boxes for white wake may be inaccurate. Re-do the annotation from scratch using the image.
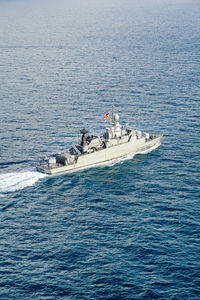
[0,142,161,193]
[136,140,161,154]
[0,171,47,193]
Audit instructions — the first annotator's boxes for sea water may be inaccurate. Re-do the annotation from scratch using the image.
[0,0,199,299]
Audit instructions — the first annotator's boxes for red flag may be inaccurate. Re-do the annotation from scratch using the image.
[103,112,110,120]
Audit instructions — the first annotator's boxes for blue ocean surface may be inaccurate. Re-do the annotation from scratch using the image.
[0,0,200,299]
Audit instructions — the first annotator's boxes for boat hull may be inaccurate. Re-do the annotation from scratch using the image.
[37,134,162,175]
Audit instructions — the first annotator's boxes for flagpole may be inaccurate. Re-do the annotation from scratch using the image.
[112,103,114,125]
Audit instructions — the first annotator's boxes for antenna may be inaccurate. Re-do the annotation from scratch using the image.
[112,103,114,125]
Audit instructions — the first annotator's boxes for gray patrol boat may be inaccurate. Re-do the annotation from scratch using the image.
[37,106,163,175]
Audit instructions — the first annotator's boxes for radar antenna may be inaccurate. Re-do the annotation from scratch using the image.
[80,128,88,147]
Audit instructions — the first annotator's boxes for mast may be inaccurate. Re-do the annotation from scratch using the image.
[112,103,114,125]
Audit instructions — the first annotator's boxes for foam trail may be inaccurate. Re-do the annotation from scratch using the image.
[137,140,161,154]
[0,171,47,193]
[0,142,161,191]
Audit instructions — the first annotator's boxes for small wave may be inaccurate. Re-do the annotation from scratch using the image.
[0,159,34,167]
[0,171,47,193]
